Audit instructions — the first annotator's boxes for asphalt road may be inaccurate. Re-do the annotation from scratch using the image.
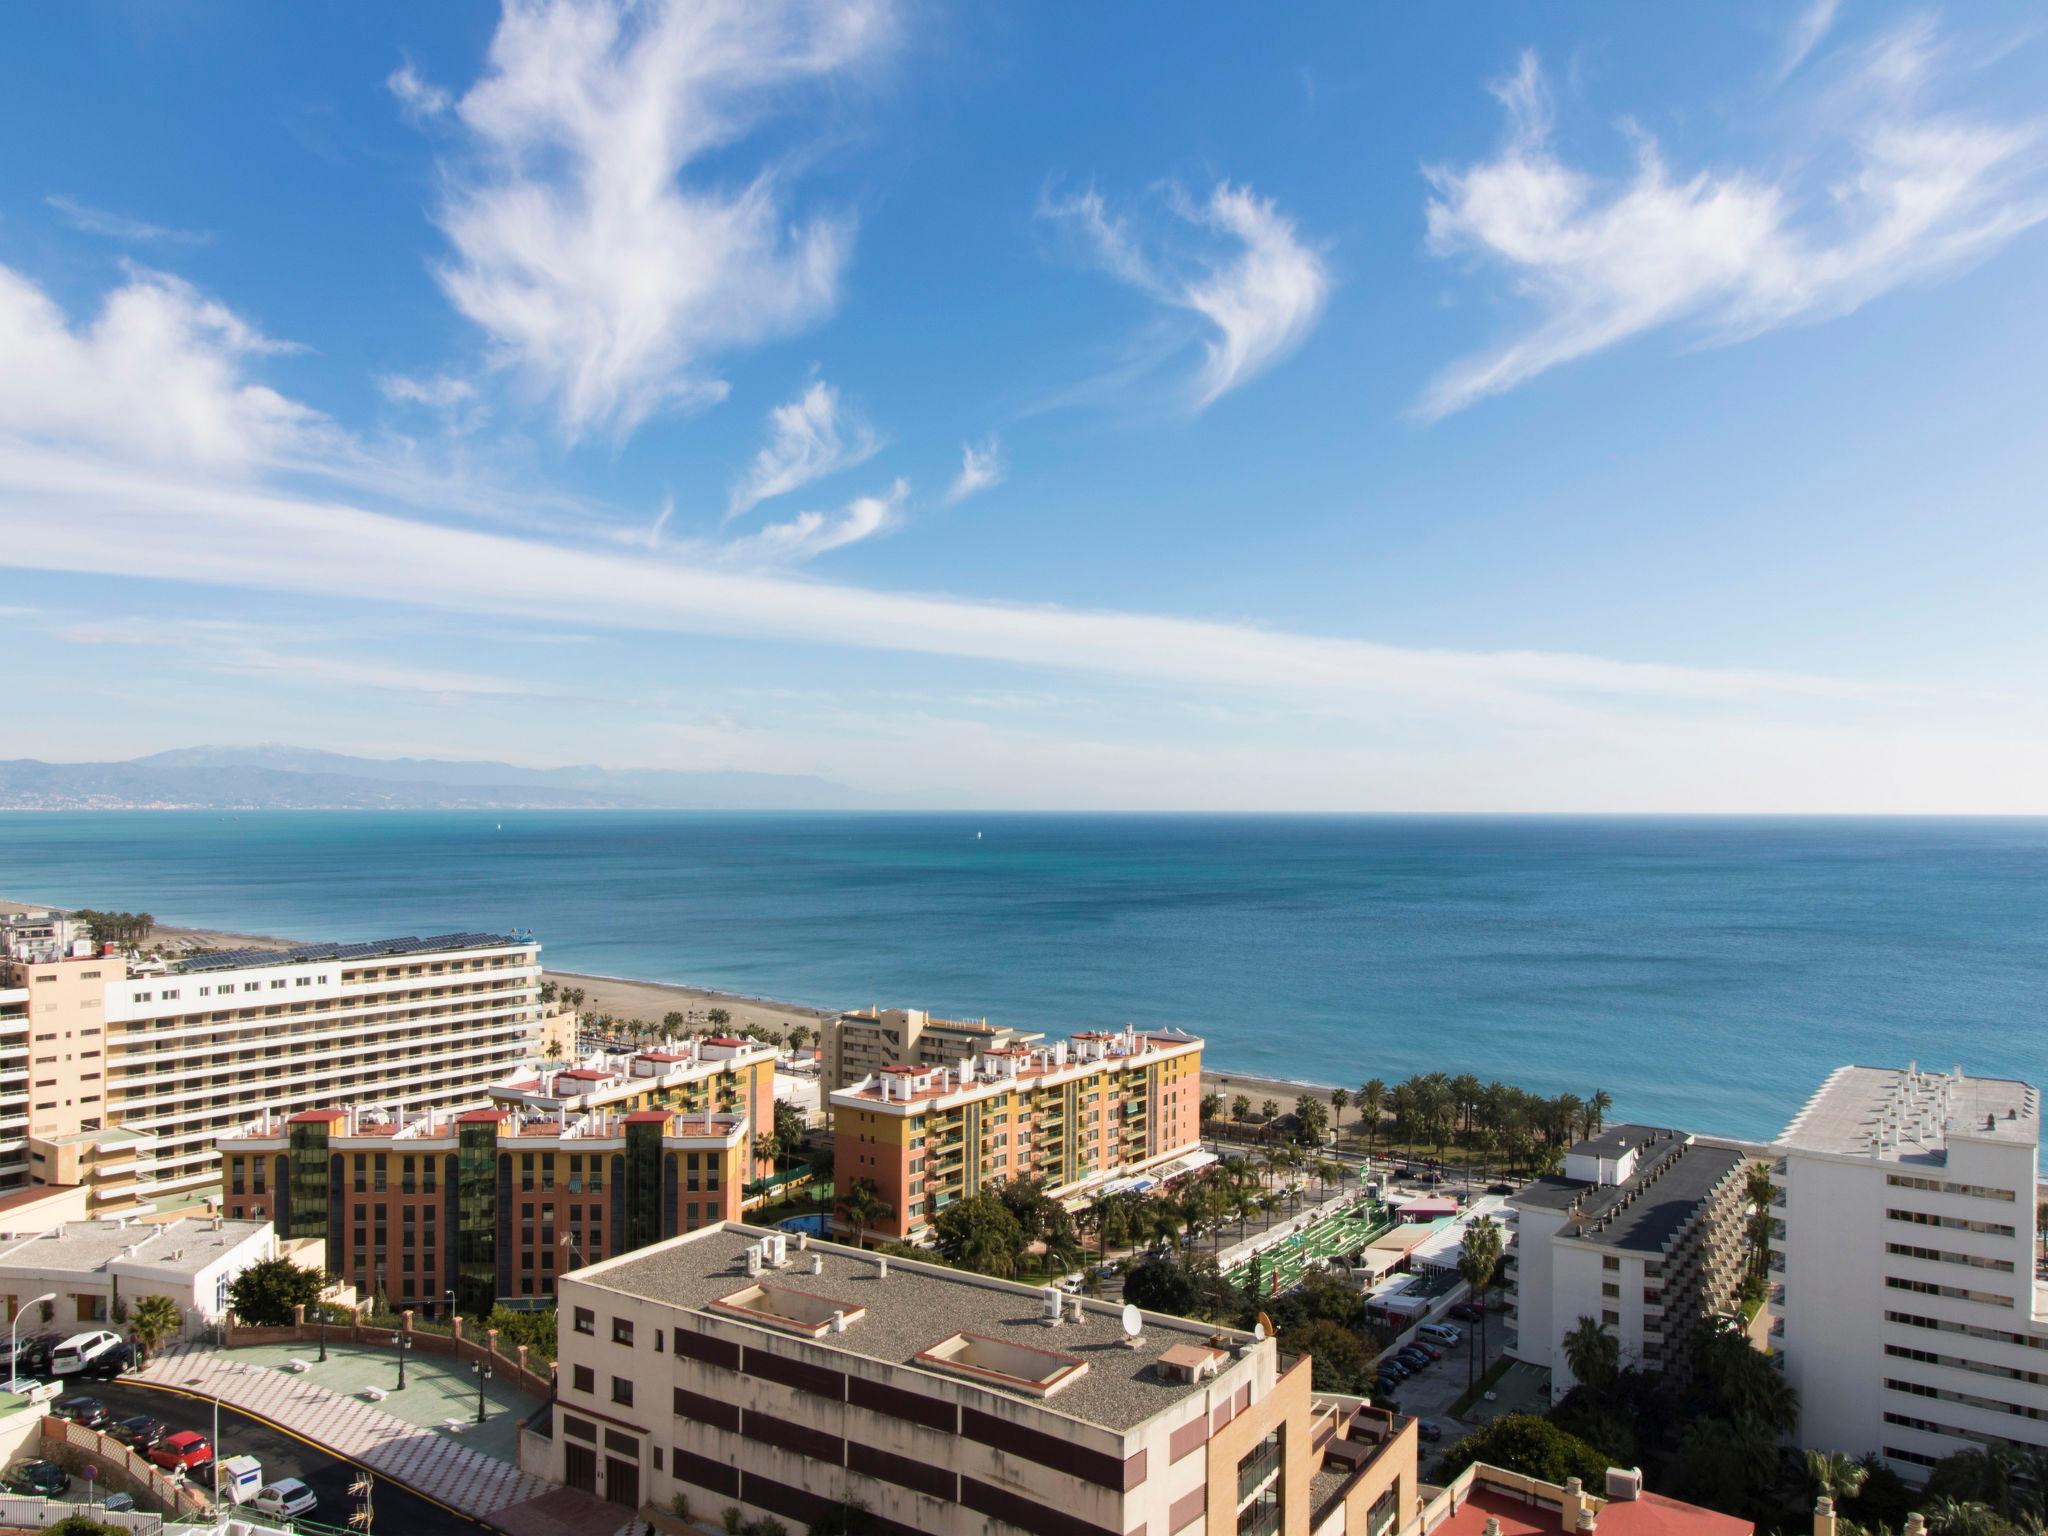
[60,1378,491,1536]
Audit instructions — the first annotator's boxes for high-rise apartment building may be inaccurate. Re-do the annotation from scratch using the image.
[824,1008,1044,1093]
[219,1100,750,1314]
[1508,1124,1752,1393]
[0,930,559,1212]
[831,1027,1203,1243]
[550,1220,1421,1536]
[1772,1064,2047,1478]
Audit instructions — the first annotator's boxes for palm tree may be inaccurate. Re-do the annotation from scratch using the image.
[836,1179,891,1250]
[1360,1079,1386,1159]
[1329,1088,1350,1145]
[1804,1450,1868,1504]
[128,1295,183,1363]
[707,1007,732,1030]
[1147,1201,1184,1253]
[1587,1090,1613,1135]
[1457,1215,1503,1389]
[1562,1315,1619,1392]
[1232,1094,1253,1124]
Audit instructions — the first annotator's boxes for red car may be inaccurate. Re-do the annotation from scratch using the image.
[1410,1342,1443,1361]
[148,1432,213,1472]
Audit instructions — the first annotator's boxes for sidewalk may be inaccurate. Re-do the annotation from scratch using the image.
[137,1341,553,1522]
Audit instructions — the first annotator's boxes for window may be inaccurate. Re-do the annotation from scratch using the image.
[1601,1283,1620,1298]
[573,1307,594,1336]
[572,1364,594,1394]
[611,1377,634,1407]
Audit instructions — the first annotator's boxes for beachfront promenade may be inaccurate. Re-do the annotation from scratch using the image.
[133,1340,613,1531]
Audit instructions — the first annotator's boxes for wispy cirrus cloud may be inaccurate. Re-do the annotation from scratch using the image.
[1775,0,1842,82]
[945,436,1002,504]
[1417,23,2048,420]
[1041,180,1330,410]
[727,477,906,563]
[45,194,211,246]
[412,0,893,445]
[385,57,451,122]
[726,379,879,519]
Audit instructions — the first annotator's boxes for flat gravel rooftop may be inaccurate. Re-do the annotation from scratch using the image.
[579,1223,1256,1431]
[1779,1064,2037,1162]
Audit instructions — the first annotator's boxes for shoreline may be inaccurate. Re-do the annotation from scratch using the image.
[2,894,1351,1100]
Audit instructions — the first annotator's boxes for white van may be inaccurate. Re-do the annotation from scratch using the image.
[218,1455,264,1505]
[1418,1322,1462,1345]
[50,1331,122,1376]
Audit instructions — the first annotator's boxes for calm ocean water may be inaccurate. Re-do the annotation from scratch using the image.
[1,812,2043,1140]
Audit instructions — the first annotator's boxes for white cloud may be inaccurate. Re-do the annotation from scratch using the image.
[45,194,210,246]
[386,58,452,121]
[726,379,879,519]
[1417,33,2048,419]
[0,441,1863,711]
[1042,180,1330,410]
[727,477,905,563]
[945,436,1002,503]
[0,261,320,468]
[1776,0,1841,82]
[419,0,892,443]
[379,373,477,409]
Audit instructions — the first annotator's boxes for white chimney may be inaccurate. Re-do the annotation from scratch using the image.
[810,1254,824,1276]
[831,1310,848,1334]
[745,1244,763,1277]
[876,1255,889,1279]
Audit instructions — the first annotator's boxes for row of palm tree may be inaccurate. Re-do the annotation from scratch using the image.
[1328,1073,1612,1176]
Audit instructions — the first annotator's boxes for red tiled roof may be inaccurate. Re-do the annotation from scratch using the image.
[1433,1486,1751,1536]
[556,1069,611,1080]
[623,1110,672,1125]
[703,1035,748,1047]
[456,1108,510,1126]
[287,1108,346,1125]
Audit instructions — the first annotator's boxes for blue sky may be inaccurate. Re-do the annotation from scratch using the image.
[1,1,2045,809]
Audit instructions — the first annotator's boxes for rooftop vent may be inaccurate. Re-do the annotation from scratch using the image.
[1606,1467,1643,1501]
[1156,1344,1226,1383]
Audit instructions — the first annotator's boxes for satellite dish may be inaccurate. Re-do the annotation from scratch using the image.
[1252,1320,1267,1342]
[1255,1311,1274,1341]
[1121,1303,1143,1338]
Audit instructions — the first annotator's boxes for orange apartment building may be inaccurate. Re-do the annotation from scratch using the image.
[831,1027,1204,1243]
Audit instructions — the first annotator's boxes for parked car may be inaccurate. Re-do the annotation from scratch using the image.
[1419,1323,1463,1345]
[11,1333,61,1377]
[1487,1182,1515,1196]
[1374,1376,1401,1397]
[52,1394,107,1427]
[149,1431,214,1472]
[1448,1303,1479,1322]
[252,1478,319,1518]
[3,1459,68,1496]
[111,1415,166,1451]
[1417,1421,1444,1443]
[82,1342,134,1380]
[101,1493,136,1514]
[1396,1351,1430,1371]
[51,1330,123,1376]
[1409,1341,1443,1361]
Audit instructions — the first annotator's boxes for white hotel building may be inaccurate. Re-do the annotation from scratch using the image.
[0,929,558,1212]
[1773,1064,2048,1478]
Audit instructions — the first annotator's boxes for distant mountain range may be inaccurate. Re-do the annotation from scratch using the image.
[0,746,860,811]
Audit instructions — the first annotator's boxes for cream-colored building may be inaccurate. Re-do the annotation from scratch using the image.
[552,1221,1420,1536]
[824,1008,1043,1093]
[0,930,567,1210]
[0,1215,276,1337]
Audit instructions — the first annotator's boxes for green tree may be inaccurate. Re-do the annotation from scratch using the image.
[932,1191,1027,1278]
[835,1178,892,1250]
[1562,1315,1620,1393]
[1441,1415,1610,1485]
[1260,1098,1280,1123]
[1231,1094,1252,1123]
[1804,1450,1868,1504]
[707,1007,732,1029]
[1201,1092,1222,1122]
[1360,1079,1386,1157]
[128,1295,183,1361]
[1328,1088,1349,1142]
[1282,1318,1371,1393]
[1587,1090,1614,1135]
[1293,1094,1329,1148]
[787,1024,810,1054]
[1456,1215,1503,1390]
[226,1258,325,1326]
[484,1305,558,1362]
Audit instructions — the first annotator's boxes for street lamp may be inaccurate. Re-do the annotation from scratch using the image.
[8,1293,54,1383]
[444,1288,456,1323]
[392,1331,411,1391]
[473,1358,492,1423]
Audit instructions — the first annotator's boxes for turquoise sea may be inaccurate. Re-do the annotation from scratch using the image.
[2,812,2044,1141]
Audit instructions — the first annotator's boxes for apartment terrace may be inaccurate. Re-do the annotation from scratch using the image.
[1515,1139,1748,1255]
[490,1038,775,1114]
[230,1102,746,1147]
[837,1025,1202,1111]
[1779,1064,2039,1163]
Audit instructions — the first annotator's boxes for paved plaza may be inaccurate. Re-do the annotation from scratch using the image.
[136,1340,558,1522]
